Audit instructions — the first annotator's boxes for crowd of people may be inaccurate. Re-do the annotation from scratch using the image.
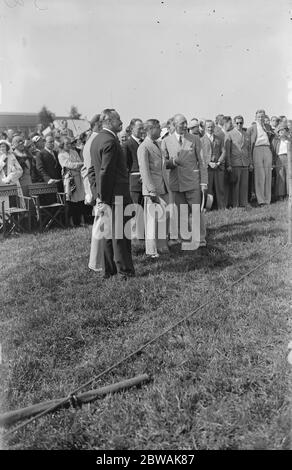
[0,109,291,278]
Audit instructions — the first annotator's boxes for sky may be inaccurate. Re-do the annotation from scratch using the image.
[0,0,292,126]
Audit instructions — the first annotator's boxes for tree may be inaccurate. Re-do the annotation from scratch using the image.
[69,105,82,120]
[38,106,56,128]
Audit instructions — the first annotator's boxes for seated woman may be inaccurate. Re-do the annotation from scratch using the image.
[0,139,24,210]
[12,135,33,196]
[58,137,85,227]
[0,139,23,185]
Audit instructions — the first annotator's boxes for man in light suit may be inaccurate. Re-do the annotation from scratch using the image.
[137,119,169,257]
[201,120,226,209]
[161,114,208,248]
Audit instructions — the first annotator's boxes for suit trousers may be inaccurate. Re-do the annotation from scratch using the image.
[208,168,225,209]
[224,171,232,208]
[253,146,272,204]
[173,189,206,247]
[275,154,288,197]
[144,193,169,255]
[130,190,143,206]
[104,202,135,277]
[230,166,249,207]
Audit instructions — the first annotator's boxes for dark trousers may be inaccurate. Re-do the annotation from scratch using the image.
[208,168,226,209]
[130,190,143,206]
[224,171,232,208]
[231,166,249,207]
[68,201,84,226]
[104,203,135,277]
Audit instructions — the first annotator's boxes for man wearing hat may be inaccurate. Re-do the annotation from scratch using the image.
[272,122,290,199]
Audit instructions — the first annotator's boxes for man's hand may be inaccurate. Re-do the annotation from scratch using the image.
[200,184,208,194]
[249,164,254,171]
[47,179,60,184]
[227,166,232,172]
[208,162,216,169]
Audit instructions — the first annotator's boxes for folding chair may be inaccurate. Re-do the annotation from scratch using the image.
[28,183,68,232]
[0,184,32,237]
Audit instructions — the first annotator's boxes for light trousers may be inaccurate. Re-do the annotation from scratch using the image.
[253,146,273,205]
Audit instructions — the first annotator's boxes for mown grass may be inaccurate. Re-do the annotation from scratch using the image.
[0,201,291,450]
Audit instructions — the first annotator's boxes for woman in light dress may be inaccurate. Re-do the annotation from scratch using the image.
[0,139,24,212]
[58,137,85,227]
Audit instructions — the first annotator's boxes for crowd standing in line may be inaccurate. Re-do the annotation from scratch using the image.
[0,109,291,278]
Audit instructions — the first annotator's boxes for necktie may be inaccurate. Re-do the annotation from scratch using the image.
[153,140,159,148]
[179,136,183,145]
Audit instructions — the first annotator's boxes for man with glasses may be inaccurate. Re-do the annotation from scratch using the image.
[225,116,252,208]
[188,118,201,136]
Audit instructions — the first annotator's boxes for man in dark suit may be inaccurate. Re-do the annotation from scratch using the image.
[225,116,252,208]
[90,109,135,279]
[201,120,226,209]
[36,135,63,190]
[123,118,144,205]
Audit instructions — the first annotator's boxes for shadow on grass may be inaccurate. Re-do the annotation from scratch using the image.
[209,227,285,244]
[208,215,276,232]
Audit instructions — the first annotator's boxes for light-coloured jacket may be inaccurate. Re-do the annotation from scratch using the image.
[0,152,23,184]
[225,128,251,167]
[137,136,169,196]
[161,133,208,192]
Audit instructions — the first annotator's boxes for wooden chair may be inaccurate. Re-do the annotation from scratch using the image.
[0,184,32,237]
[28,183,68,232]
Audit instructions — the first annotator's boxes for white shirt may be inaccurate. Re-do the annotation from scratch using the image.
[255,122,269,146]
[175,132,184,144]
[103,127,117,138]
[131,135,142,145]
[206,133,214,142]
[278,139,288,155]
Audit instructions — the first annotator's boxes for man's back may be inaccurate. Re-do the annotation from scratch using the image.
[91,129,130,205]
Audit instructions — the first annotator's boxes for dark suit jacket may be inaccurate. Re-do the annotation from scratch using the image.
[91,129,131,206]
[123,136,142,193]
[36,148,62,183]
[247,123,273,155]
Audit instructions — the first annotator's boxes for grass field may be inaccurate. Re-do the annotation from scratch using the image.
[0,201,291,450]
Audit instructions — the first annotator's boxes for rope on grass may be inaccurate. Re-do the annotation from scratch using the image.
[2,242,287,439]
